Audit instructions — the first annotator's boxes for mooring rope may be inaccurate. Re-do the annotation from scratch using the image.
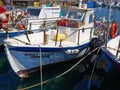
[88,47,101,90]
[17,47,100,90]
[39,45,43,90]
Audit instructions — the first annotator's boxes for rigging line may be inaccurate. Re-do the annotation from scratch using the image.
[39,45,43,90]
[88,47,101,90]
[20,17,31,43]
[17,47,100,90]
[107,46,120,51]
[25,29,31,43]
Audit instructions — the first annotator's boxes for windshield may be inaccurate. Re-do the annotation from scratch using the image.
[6,6,15,11]
[27,8,41,16]
[67,10,85,21]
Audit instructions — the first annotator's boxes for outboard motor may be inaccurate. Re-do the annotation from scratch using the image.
[81,37,104,71]
[89,37,104,51]
[89,37,105,63]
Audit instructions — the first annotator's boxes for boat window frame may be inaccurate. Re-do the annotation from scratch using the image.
[26,8,41,17]
[66,9,86,21]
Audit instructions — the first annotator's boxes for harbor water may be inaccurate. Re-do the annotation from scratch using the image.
[0,7,120,90]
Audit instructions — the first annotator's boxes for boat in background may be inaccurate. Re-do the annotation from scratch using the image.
[0,4,61,42]
[102,36,120,70]
[99,1,120,71]
[4,1,100,78]
[25,4,61,30]
[101,18,120,70]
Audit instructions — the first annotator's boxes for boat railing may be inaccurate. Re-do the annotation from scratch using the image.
[116,39,120,58]
[56,27,94,46]
[26,18,95,46]
[27,17,60,21]
[27,18,84,29]
[25,17,60,30]
[23,17,98,47]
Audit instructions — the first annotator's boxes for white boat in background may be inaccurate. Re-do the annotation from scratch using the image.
[99,1,120,71]
[25,4,61,30]
[4,2,99,78]
[102,36,120,70]
[0,4,61,40]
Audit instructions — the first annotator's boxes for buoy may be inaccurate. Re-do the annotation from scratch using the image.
[54,33,66,41]
[110,21,118,39]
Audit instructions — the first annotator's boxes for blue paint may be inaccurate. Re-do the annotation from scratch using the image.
[87,2,96,8]
[9,43,89,52]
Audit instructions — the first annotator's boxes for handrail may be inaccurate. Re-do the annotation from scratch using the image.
[116,38,120,58]
[64,27,94,41]
[27,17,60,21]
[26,17,59,29]
[58,27,94,46]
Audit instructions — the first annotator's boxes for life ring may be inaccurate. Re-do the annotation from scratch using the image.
[110,21,118,39]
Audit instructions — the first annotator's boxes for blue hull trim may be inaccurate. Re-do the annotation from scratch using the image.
[0,31,25,38]
[102,48,120,70]
[9,43,89,52]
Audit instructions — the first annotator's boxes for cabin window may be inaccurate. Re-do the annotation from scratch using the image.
[6,6,15,11]
[67,11,85,21]
[89,14,93,23]
[68,11,75,19]
[27,9,41,16]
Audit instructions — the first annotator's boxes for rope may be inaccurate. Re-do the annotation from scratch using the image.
[88,47,101,90]
[17,47,100,90]
[107,46,119,51]
[39,45,43,90]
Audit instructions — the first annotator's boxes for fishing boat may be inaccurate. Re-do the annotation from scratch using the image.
[0,4,61,40]
[4,2,99,78]
[101,36,120,70]
[99,1,120,71]
[97,14,120,70]
[25,4,61,30]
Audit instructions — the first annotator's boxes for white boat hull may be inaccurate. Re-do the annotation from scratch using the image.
[4,43,89,78]
[102,35,120,70]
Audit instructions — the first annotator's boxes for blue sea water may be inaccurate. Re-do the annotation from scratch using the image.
[0,7,120,90]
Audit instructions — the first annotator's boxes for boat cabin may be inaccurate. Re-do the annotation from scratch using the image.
[56,5,95,45]
[25,5,61,30]
[58,6,95,28]
[26,5,60,19]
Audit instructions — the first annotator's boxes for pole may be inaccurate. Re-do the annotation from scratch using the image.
[116,39,120,58]
[105,1,112,48]
[39,45,43,90]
